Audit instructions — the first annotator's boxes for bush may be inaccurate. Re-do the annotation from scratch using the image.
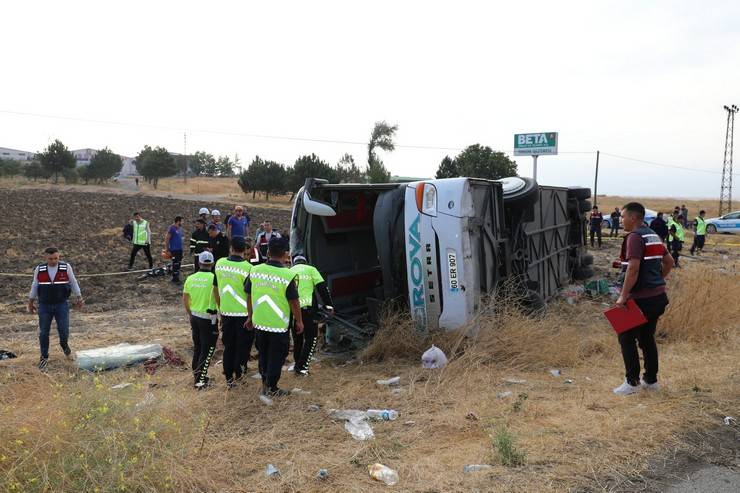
[0,159,24,177]
[492,426,526,466]
[62,167,79,184]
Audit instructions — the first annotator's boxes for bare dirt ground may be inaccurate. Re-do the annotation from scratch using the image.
[1,184,738,492]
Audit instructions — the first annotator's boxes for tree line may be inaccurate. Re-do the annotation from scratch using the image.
[2,121,519,194]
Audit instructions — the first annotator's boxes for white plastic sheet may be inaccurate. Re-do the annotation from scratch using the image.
[76,343,162,371]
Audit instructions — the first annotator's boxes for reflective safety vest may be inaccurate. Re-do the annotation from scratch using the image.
[695,216,707,235]
[215,257,252,316]
[249,263,296,333]
[668,219,685,242]
[133,219,149,245]
[183,271,217,318]
[290,263,325,308]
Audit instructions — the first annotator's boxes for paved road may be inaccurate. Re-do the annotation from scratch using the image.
[664,466,740,492]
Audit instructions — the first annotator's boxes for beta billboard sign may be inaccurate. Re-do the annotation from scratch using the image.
[514,132,558,156]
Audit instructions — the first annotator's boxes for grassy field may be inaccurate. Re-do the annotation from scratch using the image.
[2,254,738,492]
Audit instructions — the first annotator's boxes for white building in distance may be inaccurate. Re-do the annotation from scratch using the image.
[0,147,34,161]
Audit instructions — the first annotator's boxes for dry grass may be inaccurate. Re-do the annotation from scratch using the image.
[1,265,739,492]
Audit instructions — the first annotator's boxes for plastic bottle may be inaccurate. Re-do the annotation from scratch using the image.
[376,376,401,386]
[368,463,399,485]
[366,409,399,421]
[464,464,493,473]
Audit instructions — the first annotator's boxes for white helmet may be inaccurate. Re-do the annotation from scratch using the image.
[199,207,210,215]
[211,209,221,216]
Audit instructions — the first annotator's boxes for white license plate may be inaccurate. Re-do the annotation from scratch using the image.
[447,250,459,291]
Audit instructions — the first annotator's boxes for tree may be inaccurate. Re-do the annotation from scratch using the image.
[135,146,177,189]
[87,147,123,183]
[238,156,269,200]
[215,155,235,177]
[336,153,364,183]
[451,144,518,180]
[62,167,79,184]
[287,153,337,192]
[79,165,93,185]
[0,159,24,177]
[37,139,76,184]
[435,155,459,179]
[24,161,49,182]
[262,161,288,201]
[367,121,396,183]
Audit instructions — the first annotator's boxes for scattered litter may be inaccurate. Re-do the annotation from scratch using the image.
[722,255,729,260]
[281,365,290,371]
[585,377,592,381]
[497,391,513,399]
[376,376,401,386]
[287,363,295,372]
[565,379,574,384]
[308,404,321,412]
[724,416,736,426]
[111,382,133,390]
[421,345,448,369]
[259,395,274,406]
[366,409,399,421]
[0,349,17,360]
[404,421,416,426]
[391,388,403,395]
[549,369,562,377]
[464,464,493,473]
[291,388,312,395]
[585,279,611,296]
[76,343,163,371]
[134,392,155,412]
[368,463,398,486]
[265,464,280,477]
[251,372,261,379]
[316,468,329,480]
[502,377,526,384]
[345,418,374,440]
[328,409,367,421]
[466,412,479,421]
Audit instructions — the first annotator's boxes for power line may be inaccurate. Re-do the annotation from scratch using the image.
[600,151,739,176]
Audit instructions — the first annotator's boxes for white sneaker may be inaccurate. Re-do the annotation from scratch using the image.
[640,379,660,391]
[613,381,640,395]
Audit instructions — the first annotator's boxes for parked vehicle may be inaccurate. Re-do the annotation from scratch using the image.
[706,210,740,234]
[290,177,591,343]
[600,208,657,230]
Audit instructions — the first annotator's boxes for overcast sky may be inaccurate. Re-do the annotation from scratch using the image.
[2,0,740,198]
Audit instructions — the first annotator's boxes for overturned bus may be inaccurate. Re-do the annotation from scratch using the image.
[289,177,593,339]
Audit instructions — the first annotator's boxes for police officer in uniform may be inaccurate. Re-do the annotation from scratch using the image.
[183,251,219,388]
[690,210,707,256]
[245,237,303,397]
[28,247,84,370]
[214,237,253,387]
[290,255,334,376]
[613,202,673,395]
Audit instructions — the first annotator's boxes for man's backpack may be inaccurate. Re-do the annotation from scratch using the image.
[123,223,133,241]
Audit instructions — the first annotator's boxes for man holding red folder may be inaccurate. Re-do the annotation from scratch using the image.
[613,202,674,396]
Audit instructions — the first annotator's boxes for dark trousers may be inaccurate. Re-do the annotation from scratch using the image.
[670,240,683,266]
[38,301,70,359]
[129,244,153,269]
[170,250,183,279]
[255,329,290,390]
[610,224,619,237]
[191,316,219,384]
[618,293,668,386]
[291,308,319,373]
[221,315,254,382]
[690,235,705,254]
[193,255,200,272]
[590,227,602,247]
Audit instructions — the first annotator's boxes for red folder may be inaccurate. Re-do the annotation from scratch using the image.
[604,299,648,334]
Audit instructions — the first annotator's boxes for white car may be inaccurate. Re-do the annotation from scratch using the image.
[706,211,740,234]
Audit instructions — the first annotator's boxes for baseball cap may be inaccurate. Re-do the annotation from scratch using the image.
[199,207,210,215]
[292,255,307,264]
[198,251,214,264]
[211,209,221,216]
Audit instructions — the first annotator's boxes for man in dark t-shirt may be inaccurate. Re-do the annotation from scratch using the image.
[613,202,674,396]
[589,206,604,248]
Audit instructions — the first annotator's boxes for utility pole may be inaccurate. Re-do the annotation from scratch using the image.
[720,105,737,216]
[183,132,188,183]
[593,150,600,208]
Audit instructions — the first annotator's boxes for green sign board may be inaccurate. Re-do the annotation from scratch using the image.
[514,132,558,156]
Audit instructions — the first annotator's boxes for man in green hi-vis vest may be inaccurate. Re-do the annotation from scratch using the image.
[690,210,707,256]
[183,251,219,389]
[245,236,302,397]
[214,237,253,387]
[290,255,334,376]
[127,212,153,270]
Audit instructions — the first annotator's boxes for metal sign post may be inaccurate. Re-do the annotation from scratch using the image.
[514,132,558,182]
